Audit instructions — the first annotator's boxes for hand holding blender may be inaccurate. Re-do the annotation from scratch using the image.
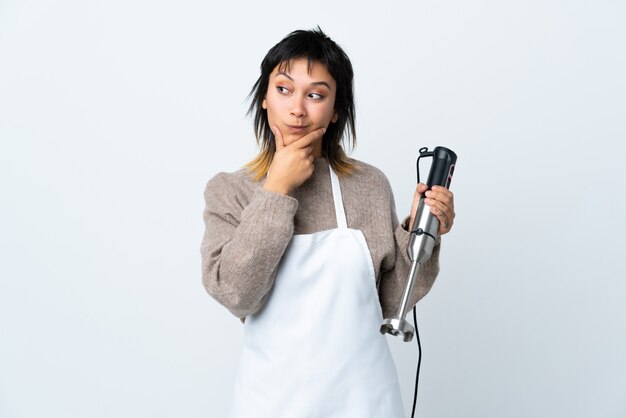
[381,146,457,341]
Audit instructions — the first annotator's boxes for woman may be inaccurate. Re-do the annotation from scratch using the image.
[201,28,455,418]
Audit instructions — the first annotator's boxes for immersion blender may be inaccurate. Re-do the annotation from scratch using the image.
[380,146,457,342]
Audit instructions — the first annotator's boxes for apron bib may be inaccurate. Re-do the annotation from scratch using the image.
[229,165,405,418]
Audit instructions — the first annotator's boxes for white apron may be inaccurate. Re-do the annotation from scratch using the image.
[229,165,405,418]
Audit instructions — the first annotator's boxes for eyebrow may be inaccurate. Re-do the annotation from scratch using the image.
[275,71,333,90]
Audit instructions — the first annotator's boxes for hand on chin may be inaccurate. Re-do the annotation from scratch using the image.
[284,131,310,146]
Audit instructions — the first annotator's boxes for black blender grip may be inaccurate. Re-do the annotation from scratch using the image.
[425,146,457,190]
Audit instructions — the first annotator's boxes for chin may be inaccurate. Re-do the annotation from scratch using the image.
[283,135,300,145]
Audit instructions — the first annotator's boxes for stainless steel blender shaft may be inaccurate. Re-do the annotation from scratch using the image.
[380,197,439,341]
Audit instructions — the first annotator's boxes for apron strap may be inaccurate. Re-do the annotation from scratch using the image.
[329,165,348,229]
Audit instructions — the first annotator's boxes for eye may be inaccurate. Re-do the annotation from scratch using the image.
[308,92,324,100]
[277,86,290,95]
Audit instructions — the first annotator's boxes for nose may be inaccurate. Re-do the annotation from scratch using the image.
[290,96,306,119]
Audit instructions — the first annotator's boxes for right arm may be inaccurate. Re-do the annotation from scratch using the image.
[202,126,325,318]
[200,173,298,318]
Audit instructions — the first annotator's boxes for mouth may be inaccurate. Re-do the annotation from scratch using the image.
[286,124,309,133]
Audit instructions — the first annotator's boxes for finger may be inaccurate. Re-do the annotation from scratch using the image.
[272,126,285,150]
[430,186,454,203]
[425,188,454,207]
[425,196,448,214]
[425,197,454,221]
[290,127,326,149]
[432,185,451,192]
[428,186,453,197]
[416,183,428,195]
[427,198,455,230]
[428,205,452,233]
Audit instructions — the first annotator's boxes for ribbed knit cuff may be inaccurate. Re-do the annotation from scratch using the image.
[242,187,299,239]
[254,186,299,213]
[397,215,442,251]
[395,221,412,264]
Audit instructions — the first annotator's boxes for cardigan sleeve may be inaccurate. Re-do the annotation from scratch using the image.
[377,189,441,320]
[200,172,298,318]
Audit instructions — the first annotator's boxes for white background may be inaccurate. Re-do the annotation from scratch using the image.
[1,1,625,417]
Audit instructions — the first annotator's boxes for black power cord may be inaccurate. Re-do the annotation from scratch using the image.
[411,150,426,418]
[410,306,421,418]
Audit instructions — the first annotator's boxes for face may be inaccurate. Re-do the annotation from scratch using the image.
[262,58,339,147]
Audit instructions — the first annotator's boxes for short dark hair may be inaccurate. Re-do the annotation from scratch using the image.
[245,27,357,179]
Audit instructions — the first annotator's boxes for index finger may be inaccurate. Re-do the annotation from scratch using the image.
[289,127,326,149]
[431,186,453,196]
[428,186,454,203]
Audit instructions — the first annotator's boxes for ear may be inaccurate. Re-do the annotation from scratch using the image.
[262,99,267,109]
[331,111,338,123]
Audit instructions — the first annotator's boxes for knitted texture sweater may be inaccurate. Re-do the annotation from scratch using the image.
[201,158,440,320]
